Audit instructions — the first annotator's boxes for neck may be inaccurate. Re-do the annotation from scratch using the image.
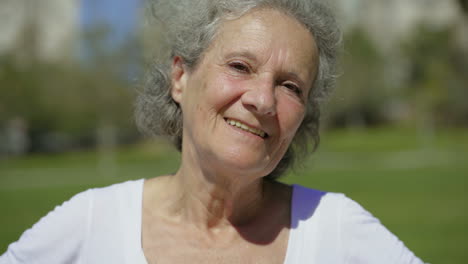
[165,146,269,231]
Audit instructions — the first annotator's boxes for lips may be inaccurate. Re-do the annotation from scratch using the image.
[225,118,268,138]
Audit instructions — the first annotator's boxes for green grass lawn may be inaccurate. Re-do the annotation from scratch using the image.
[1,127,467,263]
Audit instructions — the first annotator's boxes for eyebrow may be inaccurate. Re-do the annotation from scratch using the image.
[223,50,258,62]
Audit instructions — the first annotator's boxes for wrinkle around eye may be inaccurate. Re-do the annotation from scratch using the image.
[227,61,252,74]
[279,83,306,104]
[229,61,251,72]
[284,83,301,95]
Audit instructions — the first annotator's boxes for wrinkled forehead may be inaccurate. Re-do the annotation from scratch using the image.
[207,8,319,85]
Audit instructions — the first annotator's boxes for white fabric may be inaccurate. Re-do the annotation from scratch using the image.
[285,185,425,264]
[0,180,425,264]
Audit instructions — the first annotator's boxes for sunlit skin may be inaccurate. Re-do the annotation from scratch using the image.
[142,8,319,263]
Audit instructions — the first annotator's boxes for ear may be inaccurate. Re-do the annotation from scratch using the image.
[171,56,188,104]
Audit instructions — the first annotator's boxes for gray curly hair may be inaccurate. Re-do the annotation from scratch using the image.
[135,0,341,179]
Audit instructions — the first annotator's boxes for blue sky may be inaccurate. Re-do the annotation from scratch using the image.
[79,0,143,78]
[80,0,142,47]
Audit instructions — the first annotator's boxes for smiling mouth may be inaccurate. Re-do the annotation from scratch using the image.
[225,118,268,138]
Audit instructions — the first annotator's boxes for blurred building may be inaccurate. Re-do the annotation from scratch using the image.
[0,0,79,63]
[333,0,460,51]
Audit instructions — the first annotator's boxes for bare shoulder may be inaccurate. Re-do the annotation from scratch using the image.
[143,175,173,203]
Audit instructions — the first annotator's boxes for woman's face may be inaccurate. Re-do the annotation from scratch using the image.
[171,8,319,178]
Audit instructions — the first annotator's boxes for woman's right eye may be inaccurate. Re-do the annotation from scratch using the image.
[228,62,250,73]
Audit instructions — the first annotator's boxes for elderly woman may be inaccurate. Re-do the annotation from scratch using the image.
[1,0,425,263]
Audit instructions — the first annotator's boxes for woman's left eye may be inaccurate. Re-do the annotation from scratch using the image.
[283,83,302,96]
[228,62,250,73]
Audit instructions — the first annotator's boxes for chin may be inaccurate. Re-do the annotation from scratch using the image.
[211,147,277,178]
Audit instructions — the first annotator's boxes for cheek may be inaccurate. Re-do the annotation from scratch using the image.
[277,98,306,138]
[206,75,245,111]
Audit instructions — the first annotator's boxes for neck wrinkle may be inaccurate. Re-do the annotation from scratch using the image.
[168,154,268,232]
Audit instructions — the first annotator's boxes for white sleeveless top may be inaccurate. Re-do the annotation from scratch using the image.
[0,179,425,264]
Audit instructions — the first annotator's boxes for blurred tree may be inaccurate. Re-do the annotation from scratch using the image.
[459,0,468,13]
[0,22,139,155]
[401,24,468,128]
[325,16,468,132]
[326,28,389,129]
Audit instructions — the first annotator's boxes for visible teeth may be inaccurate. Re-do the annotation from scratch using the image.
[226,118,266,138]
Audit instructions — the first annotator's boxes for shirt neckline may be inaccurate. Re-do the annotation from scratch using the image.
[136,180,299,264]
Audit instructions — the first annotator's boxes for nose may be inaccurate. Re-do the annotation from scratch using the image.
[241,76,277,116]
